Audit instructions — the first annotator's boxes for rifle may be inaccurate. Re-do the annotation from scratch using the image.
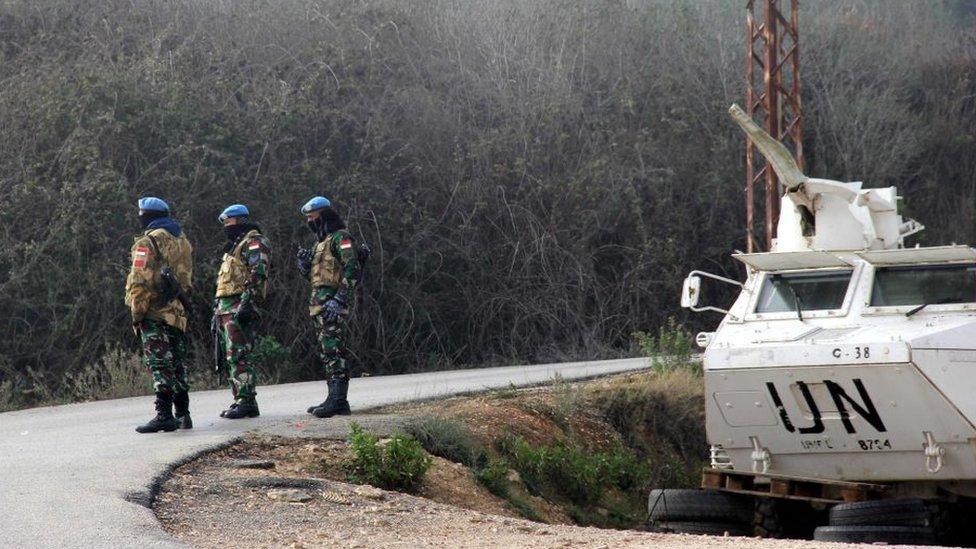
[211,314,225,374]
[146,233,193,320]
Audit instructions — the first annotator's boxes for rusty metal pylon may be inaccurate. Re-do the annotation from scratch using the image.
[745,0,803,253]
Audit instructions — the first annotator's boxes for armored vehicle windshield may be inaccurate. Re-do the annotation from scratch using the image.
[755,270,852,313]
[870,264,976,307]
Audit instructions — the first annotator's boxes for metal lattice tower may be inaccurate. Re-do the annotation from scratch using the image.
[745,0,803,253]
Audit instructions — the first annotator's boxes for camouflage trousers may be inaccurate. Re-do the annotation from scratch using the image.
[217,314,258,403]
[314,313,349,379]
[137,319,188,396]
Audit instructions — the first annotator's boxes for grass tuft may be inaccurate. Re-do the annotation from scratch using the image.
[403,415,486,468]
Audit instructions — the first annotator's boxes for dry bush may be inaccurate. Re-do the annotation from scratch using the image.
[0,0,971,408]
[66,348,150,402]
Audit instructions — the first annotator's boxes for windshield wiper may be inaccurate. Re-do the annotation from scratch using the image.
[906,303,929,317]
[906,297,958,317]
[774,276,804,322]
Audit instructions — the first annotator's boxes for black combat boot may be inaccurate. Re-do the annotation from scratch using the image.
[222,399,260,419]
[312,378,351,418]
[219,402,238,418]
[173,391,192,429]
[306,391,332,415]
[136,393,179,433]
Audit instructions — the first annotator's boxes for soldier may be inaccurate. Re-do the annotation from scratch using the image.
[125,197,194,433]
[213,204,271,419]
[297,196,362,417]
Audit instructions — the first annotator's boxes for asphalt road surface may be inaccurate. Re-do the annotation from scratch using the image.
[0,357,650,549]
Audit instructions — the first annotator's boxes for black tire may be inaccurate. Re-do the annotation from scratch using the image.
[648,489,753,524]
[754,497,784,538]
[652,521,754,537]
[753,497,824,539]
[828,498,930,527]
[813,525,936,545]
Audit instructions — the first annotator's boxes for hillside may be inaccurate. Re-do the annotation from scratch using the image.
[1,0,973,408]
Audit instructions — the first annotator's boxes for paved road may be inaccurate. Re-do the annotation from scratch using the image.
[0,357,650,548]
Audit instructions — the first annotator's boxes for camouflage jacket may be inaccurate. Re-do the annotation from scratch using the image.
[124,228,193,331]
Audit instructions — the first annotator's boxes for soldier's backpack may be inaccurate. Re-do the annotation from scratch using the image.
[146,233,192,315]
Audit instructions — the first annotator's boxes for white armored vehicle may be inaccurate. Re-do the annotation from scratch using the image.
[649,105,976,545]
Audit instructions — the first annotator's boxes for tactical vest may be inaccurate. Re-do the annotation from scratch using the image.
[215,229,263,298]
[310,232,343,289]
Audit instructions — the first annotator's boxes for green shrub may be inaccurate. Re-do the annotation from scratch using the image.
[473,456,544,522]
[548,443,602,505]
[251,335,293,382]
[497,434,550,494]
[632,330,656,357]
[474,457,510,498]
[404,415,485,468]
[497,434,651,506]
[347,422,432,492]
[600,446,651,491]
[632,317,698,374]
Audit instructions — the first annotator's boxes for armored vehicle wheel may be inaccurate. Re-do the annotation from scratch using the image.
[828,498,930,527]
[813,525,936,545]
[647,489,753,524]
[650,521,753,537]
[753,497,824,539]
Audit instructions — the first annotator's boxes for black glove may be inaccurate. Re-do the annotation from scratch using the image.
[322,291,348,323]
[296,247,313,277]
[235,298,260,323]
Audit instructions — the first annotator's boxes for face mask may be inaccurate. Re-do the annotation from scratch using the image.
[307,218,325,236]
[224,223,249,242]
[139,211,165,229]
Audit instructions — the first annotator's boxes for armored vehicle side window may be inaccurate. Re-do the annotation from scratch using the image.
[755,271,852,313]
[870,264,976,306]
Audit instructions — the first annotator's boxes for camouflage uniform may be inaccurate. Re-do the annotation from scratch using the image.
[214,229,271,404]
[137,320,188,395]
[124,227,193,396]
[308,230,361,378]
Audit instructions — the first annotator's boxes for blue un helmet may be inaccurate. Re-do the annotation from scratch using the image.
[218,204,250,223]
[138,197,170,213]
[300,196,332,215]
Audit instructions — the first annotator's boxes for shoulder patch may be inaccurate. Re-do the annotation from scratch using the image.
[248,240,262,251]
[133,246,150,269]
[339,238,353,250]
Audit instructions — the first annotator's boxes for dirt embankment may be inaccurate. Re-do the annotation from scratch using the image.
[159,371,878,548]
[157,446,878,548]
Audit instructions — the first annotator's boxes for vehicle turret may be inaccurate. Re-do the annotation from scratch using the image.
[729,104,923,252]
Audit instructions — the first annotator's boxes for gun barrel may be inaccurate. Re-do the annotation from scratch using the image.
[729,104,806,192]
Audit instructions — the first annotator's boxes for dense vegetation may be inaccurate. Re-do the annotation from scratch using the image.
[0,0,973,407]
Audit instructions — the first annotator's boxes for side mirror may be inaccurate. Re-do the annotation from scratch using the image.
[681,270,743,316]
[681,275,702,308]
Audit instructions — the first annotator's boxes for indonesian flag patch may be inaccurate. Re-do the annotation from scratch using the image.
[133,246,150,269]
[248,241,262,251]
[339,238,353,250]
